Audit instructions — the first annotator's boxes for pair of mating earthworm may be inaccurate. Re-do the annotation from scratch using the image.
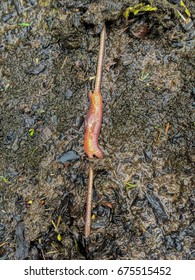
[84,24,106,159]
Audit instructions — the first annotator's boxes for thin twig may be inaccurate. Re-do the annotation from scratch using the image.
[38,238,45,260]
[60,56,68,70]
[84,165,94,238]
[94,24,106,93]
[0,242,9,247]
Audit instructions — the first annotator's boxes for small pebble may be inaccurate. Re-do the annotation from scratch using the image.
[25,63,46,75]
[144,149,152,163]
[57,150,79,163]
[75,116,84,130]
[2,13,13,22]
[15,215,22,222]
[64,89,73,100]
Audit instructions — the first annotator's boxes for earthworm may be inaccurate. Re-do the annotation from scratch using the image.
[84,24,106,158]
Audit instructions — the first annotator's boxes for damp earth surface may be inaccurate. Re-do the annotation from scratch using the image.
[0,0,195,260]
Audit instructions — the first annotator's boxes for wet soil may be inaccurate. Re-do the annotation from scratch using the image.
[0,0,195,260]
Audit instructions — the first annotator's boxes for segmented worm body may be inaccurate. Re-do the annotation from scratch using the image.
[84,24,106,158]
[84,90,103,158]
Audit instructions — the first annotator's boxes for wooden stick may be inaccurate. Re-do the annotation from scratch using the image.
[84,165,94,238]
[94,23,106,94]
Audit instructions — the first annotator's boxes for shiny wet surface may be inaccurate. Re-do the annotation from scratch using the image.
[0,0,194,259]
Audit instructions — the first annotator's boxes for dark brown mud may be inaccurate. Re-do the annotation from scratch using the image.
[0,0,194,260]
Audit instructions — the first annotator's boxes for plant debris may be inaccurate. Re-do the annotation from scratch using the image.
[124,3,157,18]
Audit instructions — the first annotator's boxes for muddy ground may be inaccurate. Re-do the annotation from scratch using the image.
[0,0,194,260]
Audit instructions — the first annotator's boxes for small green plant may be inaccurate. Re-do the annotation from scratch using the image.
[139,71,150,81]
[124,3,157,18]
[18,22,30,27]
[29,128,35,137]
[0,176,9,183]
[125,182,138,190]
